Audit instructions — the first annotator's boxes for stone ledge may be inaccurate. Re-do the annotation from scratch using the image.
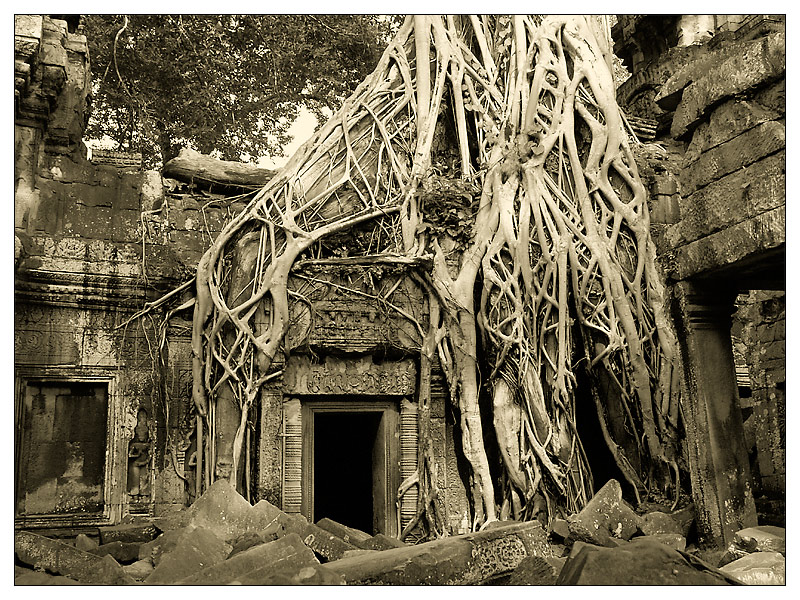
[659,207,785,282]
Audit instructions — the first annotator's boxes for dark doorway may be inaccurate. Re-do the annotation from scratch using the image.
[302,400,399,536]
[313,411,381,533]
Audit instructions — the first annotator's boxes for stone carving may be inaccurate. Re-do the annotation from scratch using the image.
[284,355,416,396]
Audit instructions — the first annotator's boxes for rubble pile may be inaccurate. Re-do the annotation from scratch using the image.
[14,479,786,585]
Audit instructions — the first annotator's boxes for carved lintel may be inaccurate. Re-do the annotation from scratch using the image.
[284,355,416,396]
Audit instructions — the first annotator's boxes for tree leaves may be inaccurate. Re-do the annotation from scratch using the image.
[84,15,401,168]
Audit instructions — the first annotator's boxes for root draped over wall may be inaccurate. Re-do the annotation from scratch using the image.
[171,15,683,538]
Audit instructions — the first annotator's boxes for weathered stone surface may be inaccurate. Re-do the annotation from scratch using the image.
[234,562,345,585]
[15,531,134,584]
[556,539,734,585]
[362,533,407,551]
[98,522,159,545]
[144,526,231,584]
[177,533,319,585]
[185,479,255,543]
[316,517,373,547]
[662,206,784,282]
[90,540,142,564]
[685,98,782,164]
[671,32,785,138]
[719,551,785,585]
[680,121,784,197]
[636,533,687,552]
[15,570,81,585]
[666,151,785,249]
[550,518,571,540]
[641,511,685,536]
[719,525,786,566]
[123,558,155,581]
[300,522,358,561]
[74,533,98,552]
[138,525,193,565]
[507,555,559,585]
[227,531,268,559]
[567,480,643,547]
[325,520,552,585]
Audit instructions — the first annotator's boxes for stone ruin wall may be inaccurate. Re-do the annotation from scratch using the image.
[14,15,471,532]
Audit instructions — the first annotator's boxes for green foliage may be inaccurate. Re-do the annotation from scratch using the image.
[417,174,481,251]
[84,15,400,168]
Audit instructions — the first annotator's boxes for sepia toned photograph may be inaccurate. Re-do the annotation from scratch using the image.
[13,13,785,586]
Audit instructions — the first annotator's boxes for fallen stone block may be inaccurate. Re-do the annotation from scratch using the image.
[300,522,358,561]
[234,562,345,585]
[325,520,552,585]
[508,555,559,585]
[187,479,254,543]
[640,511,685,536]
[719,551,785,585]
[361,533,407,551]
[90,540,142,564]
[556,539,735,585]
[636,533,686,552]
[550,518,571,541]
[316,518,373,547]
[144,526,231,584]
[15,570,81,585]
[567,479,643,547]
[123,558,155,581]
[15,531,134,584]
[98,522,158,545]
[228,531,268,559]
[74,533,98,552]
[719,525,785,566]
[138,525,195,565]
[342,548,379,559]
[245,498,286,531]
[177,533,318,585]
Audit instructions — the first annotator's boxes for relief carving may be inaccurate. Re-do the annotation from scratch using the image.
[285,355,416,396]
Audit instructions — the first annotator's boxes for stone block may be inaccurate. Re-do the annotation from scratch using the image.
[227,531,267,559]
[112,208,142,243]
[144,526,231,584]
[507,555,559,585]
[186,478,254,543]
[235,562,346,585]
[719,551,785,585]
[669,504,696,539]
[74,533,98,552]
[567,479,643,547]
[90,540,142,564]
[361,533,407,551]
[122,558,155,581]
[721,525,785,566]
[662,206,784,282]
[640,511,685,536]
[138,525,194,565]
[556,539,734,585]
[15,531,134,584]
[98,522,159,545]
[177,533,319,585]
[15,570,80,585]
[325,520,551,585]
[636,533,687,552]
[316,517,373,547]
[300,521,358,561]
[681,121,784,197]
[671,32,785,138]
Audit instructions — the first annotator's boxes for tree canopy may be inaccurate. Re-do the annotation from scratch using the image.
[84,15,399,167]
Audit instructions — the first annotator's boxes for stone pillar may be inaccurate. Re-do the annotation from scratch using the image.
[673,281,757,547]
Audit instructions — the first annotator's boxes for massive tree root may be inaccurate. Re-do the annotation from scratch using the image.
[184,15,683,537]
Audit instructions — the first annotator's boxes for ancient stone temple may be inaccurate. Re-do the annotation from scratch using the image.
[613,14,785,545]
[14,13,784,557]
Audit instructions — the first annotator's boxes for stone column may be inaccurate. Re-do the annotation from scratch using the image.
[673,281,758,547]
